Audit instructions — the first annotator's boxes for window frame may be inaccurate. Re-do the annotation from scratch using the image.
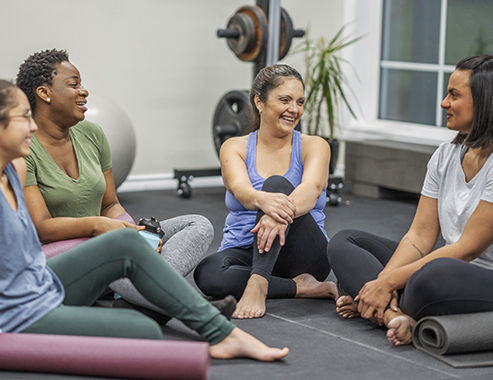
[341,0,457,145]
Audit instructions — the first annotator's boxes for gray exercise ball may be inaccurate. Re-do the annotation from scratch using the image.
[85,92,136,188]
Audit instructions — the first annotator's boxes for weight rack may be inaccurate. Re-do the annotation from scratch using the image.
[173,0,343,205]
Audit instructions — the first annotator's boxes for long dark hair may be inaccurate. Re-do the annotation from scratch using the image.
[452,55,493,148]
[0,80,18,128]
[249,64,304,131]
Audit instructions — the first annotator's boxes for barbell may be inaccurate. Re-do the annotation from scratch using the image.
[217,6,304,62]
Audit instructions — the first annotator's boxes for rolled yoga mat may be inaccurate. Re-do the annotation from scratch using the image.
[413,311,493,368]
[0,333,209,379]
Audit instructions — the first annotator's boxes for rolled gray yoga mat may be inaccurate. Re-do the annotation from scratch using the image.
[413,311,493,368]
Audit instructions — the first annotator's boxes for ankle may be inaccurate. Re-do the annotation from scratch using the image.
[384,308,402,327]
[247,274,268,291]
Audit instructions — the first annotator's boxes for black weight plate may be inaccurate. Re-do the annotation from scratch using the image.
[279,8,294,60]
[212,90,252,156]
[226,13,257,56]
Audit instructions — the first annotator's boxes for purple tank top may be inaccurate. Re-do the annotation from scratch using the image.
[219,130,328,251]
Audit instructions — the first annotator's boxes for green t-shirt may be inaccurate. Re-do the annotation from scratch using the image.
[25,120,112,217]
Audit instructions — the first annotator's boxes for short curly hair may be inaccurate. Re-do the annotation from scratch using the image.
[16,49,69,114]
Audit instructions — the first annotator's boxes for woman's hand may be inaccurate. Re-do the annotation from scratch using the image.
[93,216,144,236]
[257,191,296,224]
[251,214,288,253]
[355,276,394,324]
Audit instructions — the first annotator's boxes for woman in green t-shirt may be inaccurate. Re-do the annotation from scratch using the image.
[0,78,289,361]
[16,49,214,315]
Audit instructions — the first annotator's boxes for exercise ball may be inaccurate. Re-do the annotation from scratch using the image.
[85,92,136,188]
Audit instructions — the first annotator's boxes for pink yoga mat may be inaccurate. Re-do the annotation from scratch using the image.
[0,333,209,380]
[42,213,136,259]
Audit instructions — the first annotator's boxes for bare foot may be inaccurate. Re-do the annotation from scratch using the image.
[210,327,289,361]
[335,295,360,319]
[293,273,338,299]
[232,274,268,319]
[386,315,416,346]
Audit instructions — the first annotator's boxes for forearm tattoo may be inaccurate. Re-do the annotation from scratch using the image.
[404,236,425,258]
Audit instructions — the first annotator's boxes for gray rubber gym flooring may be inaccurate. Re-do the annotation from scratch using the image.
[4,184,493,379]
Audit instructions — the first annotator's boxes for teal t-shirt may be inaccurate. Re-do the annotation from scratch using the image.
[24,120,112,218]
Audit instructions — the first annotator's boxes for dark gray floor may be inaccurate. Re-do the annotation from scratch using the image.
[4,185,493,379]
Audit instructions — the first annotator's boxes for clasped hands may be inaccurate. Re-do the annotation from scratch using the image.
[354,274,398,325]
[251,192,296,253]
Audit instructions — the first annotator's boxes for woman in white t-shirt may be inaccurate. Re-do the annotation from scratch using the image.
[326,55,493,346]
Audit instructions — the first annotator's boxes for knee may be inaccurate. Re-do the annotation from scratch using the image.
[400,258,459,317]
[130,313,164,339]
[191,214,214,243]
[100,228,143,252]
[194,254,227,298]
[261,175,294,195]
[406,258,458,295]
[326,229,362,265]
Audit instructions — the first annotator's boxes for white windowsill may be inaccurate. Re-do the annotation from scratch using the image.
[339,119,457,147]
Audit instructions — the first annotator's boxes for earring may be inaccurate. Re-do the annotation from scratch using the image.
[46,98,51,103]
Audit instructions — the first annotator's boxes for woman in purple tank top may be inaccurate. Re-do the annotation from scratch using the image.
[194,65,338,319]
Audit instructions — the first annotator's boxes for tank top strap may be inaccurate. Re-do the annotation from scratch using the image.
[283,130,303,180]
[292,130,302,164]
[245,131,260,179]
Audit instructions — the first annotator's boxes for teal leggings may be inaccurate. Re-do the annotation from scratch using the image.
[23,229,234,345]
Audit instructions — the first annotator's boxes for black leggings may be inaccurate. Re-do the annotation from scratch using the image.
[194,176,331,300]
[327,229,493,320]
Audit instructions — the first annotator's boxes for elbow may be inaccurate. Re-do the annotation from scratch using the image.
[453,240,485,262]
[36,226,52,244]
[465,248,485,262]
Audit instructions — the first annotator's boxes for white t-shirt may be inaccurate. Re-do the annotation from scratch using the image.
[422,142,493,269]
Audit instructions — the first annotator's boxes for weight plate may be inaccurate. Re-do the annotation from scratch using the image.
[226,13,256,56]
[212,90,252,156]
[279,8,294,60]
[236,6,268,62]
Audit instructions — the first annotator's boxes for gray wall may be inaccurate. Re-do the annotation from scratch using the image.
[1,0,343,176]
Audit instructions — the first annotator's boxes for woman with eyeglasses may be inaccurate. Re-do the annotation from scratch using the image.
[16,49,216,316]
[0,79,288,360]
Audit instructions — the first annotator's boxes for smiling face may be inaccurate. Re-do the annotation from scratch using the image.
[43,61,88,126]
[255,77,305,135]
[441,70,474,134]
[0,88,38,161]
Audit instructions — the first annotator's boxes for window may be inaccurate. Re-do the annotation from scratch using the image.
[341,0,493,145]
[379,0,493,127]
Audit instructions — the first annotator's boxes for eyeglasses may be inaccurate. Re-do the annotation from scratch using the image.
[9,112,34,123]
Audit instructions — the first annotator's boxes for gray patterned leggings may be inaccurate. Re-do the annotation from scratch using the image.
[110,214,213,312]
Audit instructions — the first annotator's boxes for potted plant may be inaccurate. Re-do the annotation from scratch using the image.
[294,25,361,174]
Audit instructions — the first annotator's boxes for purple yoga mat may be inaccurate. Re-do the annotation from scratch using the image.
[0,333,209,380]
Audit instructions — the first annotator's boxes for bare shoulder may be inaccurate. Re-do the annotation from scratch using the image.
[12,157,27,186]
[220,135,249,160]
[300,134,330,157]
